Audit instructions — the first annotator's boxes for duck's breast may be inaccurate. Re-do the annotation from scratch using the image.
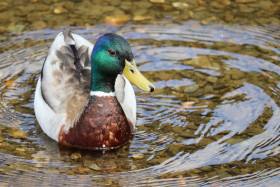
[58,95,132,150]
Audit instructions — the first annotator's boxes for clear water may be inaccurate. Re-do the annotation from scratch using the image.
[0,21,280,186]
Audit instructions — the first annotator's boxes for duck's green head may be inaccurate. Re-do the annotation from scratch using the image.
[91,33,155,93]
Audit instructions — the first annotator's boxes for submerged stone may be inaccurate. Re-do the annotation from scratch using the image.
[172,2,189,9]
[7,24,25,33]
[9,129,27,139]
[227,138,244,145]
[32,21,47,30]
[0,26,6,33]
[71,152,82,160]
[179,130,195,138]
[105,14,131,25]
[150,0,165,3]
[206,76,218,83]
[235,0,257,3]
[184,84,199,93]
[89,163,101,171]
[231,69,244,80]
[200,165,212,172]
[132,153,144,159]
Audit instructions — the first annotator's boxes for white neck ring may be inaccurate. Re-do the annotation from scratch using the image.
[90,91,116,97]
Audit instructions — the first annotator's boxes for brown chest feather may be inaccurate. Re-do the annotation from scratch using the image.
[59,96,132,150]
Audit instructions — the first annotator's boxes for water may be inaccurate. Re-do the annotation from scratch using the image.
[0,21,280,186]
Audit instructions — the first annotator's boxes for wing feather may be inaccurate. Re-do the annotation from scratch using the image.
[115,75,136,132]
[40,27,93,114]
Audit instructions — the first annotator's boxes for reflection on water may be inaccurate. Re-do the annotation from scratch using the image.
[0,21,280,186]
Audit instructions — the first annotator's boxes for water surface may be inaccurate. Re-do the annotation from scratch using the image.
[0,21,280,186]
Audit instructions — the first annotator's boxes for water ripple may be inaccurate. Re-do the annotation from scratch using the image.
[0,21,280,186]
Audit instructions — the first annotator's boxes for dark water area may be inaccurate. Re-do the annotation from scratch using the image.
[0,0,280,186]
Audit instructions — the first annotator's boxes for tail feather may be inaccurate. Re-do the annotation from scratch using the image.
[62,26,83,71]
[62,26,75,45]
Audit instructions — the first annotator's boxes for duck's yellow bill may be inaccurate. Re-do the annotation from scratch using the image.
[122,59,155,92]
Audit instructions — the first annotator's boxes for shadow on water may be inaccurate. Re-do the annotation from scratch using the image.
[0,21,280,186]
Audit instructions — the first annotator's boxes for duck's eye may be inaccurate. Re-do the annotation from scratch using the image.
[108,48,116,57]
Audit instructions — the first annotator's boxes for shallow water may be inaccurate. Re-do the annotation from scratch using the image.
[0,21,280,186]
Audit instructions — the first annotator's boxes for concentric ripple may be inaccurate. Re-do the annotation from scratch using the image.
[0,21,280,186]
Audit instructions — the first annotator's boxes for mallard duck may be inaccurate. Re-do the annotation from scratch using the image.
[34,26,155,150]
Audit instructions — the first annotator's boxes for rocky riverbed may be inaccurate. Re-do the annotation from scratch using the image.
[0,0,279,36]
